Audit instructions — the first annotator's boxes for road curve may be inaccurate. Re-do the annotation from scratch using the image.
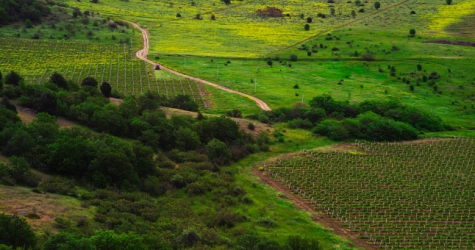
[127,21,272,111]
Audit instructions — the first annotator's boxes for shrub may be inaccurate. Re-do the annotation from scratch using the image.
[81,76,98,88]
[247,123,255,130]
[0,213,36,249]
[290,54,298,62]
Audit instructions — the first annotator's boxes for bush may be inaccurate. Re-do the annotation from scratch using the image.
[290,54,298,62]
[247,123,255,130]
[0,213,36,249]
[100,82,112,97]
[81,77,98,88]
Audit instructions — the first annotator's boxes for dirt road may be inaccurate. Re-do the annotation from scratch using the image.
[253,168,378,250]
[127,21,272,111]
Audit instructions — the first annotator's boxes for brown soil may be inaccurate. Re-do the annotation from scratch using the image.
[253,168,378,250]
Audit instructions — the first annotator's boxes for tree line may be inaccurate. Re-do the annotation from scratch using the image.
[248,94,451,141]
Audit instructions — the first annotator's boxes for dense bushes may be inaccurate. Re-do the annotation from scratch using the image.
[250,94,449,141]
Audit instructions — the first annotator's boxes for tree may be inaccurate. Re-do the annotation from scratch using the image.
[24,19,33,28]
[206,138,231,165]
[0,97,17,113]
[446,0,452,5]
[50,72,68,89]
[100,82,112,97]
[4,71,22,86]
[417,64,422,71]
[290,54,298,62]
[304,24,310,31]
[81,77,98,88]
[351,10,356,18]
[330,8,335,16]
[267,60,273,67]
[0,213,36,249]
[91,0,99,3]
[222,0,231,5]
[37,92,57,115]
[409,28,416,37]
[374,1,381,10]
[306,17,312,23]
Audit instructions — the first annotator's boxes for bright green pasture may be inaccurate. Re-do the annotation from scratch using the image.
[0,6,137,45]
[59,0,412,57]
[155,0,475,127]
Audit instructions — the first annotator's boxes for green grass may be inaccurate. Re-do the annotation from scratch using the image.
[153,0,475,126]
[0,6,137,45]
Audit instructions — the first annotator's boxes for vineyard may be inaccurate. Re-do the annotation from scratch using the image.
[264,139,475,249]
[0,38,208,108]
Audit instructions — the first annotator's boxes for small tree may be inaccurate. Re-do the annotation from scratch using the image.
[24,19,33,28]
[330,8,335,16]
[446,0,452,5]
[306,17,312,23]
[410,85,415,92]
[409,28,416,37]
[267,60,273,67]
[417,64,422,71]
[0,213,36,249]
[290,54,298,62]
[81,76,98,88]
[50,72,68,89]
[222,0,231,5]
[91,0,99,3]
[374,1,381,10]
[351,10,356,18]
[4,71,22,86]
[304,24,310,31]
[100,82,112,97]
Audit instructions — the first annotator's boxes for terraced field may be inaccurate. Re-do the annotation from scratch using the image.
[264,138,475,249]
[0,38,208,108]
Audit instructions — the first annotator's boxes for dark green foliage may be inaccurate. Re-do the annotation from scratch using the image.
[37,92,57,115]
[0,71,3,88]
[170,94,198,111]
[175,127,201,151]
[290,54,298,62]
[206,138,231,165]
[0,213,36,249]
[81,77,98,88]
[4,71,22,86]
[100,82,112,97]
[0,97,17,113]
[446,0,452,5]
[226,108,242,118]
[409,28,416,37]
[304,24,310,31]
[25,19,33,28]
[0,0,49,25]
[195,116,241,144]
[374,1,381,9]
[309,94,348,114]
[43,230,149,250]
[50,72,68,89]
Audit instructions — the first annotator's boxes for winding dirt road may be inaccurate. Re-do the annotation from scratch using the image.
[127,21,272,111]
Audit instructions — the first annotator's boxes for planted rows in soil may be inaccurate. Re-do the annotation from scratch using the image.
[0,38,207,108]
[264,139,475,249]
